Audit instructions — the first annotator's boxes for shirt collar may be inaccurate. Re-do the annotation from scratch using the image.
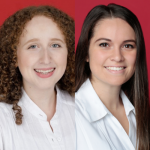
[76,78,108,122]
[120,91,135,115]
[76,78,135,123]
[18,86,62,120]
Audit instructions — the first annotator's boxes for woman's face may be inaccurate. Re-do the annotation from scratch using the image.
[17,16,68,90]
[88,18,137,86]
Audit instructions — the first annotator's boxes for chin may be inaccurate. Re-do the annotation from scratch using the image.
[35,82,55,90]
[104,77,127,87]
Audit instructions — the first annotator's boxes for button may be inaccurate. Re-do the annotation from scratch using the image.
[57,137,61,142]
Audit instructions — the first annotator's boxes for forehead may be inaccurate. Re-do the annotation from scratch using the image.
[20,15,65,41]
[92,18,136,42]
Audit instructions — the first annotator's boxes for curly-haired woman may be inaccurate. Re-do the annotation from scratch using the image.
[0,6,75,150]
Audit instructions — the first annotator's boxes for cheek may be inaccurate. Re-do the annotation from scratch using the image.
[17,52,37,70]
[89,49,108,70]
[54,50,68,67]
[125,51,137,67]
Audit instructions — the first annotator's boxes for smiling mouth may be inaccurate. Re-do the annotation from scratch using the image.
[104,66,126,71]
[34,68,55,74]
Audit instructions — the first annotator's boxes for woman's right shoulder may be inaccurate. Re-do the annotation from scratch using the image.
[0,102,13,112]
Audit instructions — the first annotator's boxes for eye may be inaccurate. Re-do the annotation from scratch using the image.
[51,44,61,48]
[124,44,134,49]
[99,43,109,47]
[28,45,37,49]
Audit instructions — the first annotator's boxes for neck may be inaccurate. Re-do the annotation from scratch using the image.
[23,83,56,121]
[91,77,122,111]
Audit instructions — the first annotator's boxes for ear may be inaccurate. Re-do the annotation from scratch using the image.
[15,63,18,68]
[86,56,89,62]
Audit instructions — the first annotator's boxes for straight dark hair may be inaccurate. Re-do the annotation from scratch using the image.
[75,4,150,150]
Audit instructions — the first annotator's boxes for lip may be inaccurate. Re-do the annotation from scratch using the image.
[104,66,126,67]
[104,66,126,74]
[34,68,55,78]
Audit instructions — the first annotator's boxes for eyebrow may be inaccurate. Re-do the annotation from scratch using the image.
[122,40,136,44]
[50,38,65,43]
[95,38,136,44]
[95,38,111,43]
[23,38,65,46]
[23,38,39,46]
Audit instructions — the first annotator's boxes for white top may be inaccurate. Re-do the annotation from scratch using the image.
[0,87,75,150]
[75,79,136,150]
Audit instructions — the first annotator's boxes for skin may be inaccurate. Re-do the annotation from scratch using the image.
[17,16,68,124]
[88,18,137,135]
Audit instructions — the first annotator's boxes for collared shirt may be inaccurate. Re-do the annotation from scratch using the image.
[75,79,136,150]
[0,87,75,150]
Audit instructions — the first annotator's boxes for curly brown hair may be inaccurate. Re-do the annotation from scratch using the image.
[0,5,75,125]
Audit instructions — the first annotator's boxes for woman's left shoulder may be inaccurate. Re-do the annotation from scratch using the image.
[57,88,75,106]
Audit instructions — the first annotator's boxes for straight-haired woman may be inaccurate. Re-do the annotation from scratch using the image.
[76,4,150,150]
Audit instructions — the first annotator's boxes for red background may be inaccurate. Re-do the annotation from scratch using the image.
[0,0,150,96]
[75,0,150,96]
[0,0,74,26]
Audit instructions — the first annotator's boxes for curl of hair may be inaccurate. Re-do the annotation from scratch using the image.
[0,6,75,125]
[75,4,150,150]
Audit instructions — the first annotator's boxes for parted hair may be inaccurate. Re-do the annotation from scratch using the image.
[0,6,75,125]
[75,4,150,150]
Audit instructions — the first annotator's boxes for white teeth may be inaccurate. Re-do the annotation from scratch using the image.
[105,67,124,71]
[35,69,54,74]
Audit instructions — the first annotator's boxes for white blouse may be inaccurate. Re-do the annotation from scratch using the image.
[0,87,75,150]
[75,79,136,150]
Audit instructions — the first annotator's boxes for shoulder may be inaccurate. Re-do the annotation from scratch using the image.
[0,102,13,115]
[75,78,92,100]
[57,87,75,106]
[75,79,92,112]
[0,102,15,126]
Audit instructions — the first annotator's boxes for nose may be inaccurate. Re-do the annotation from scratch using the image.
[40,48,51,64]
[110,47,124,62]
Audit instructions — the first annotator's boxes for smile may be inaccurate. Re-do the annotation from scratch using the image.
[34,68,55,78]
[34,68,55,74]
[105,66,126,71]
